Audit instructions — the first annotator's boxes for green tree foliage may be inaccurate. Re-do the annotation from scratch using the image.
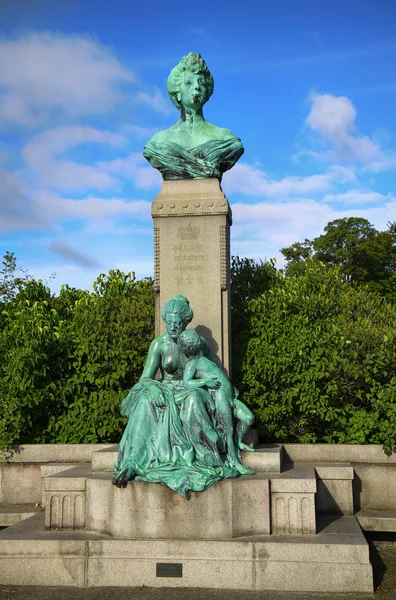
[230,256,281,391]
[50,272,154,443]
[281,218,396,298]
[3,248,396,452]
[0,263,154,449]
[242,260,396,451]
[0,251,30,304]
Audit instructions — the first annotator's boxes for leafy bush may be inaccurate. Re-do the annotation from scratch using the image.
[230,256,281,391]
[0,267,154,448]
[3,250,396,451]
[49,271,154,443]
[242,260,396,451]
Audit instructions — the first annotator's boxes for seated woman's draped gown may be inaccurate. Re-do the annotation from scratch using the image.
[114,352,239,498]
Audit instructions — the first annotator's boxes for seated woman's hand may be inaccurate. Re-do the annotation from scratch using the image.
[150,386,167,408]
[154,396,166,408]
[204,377,221,390]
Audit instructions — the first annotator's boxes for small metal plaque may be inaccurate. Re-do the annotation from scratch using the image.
[156,562,183,578]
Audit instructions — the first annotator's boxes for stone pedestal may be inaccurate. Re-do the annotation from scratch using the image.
[270,467,317,534]
[152,179,232,374]
[86,475,270,539]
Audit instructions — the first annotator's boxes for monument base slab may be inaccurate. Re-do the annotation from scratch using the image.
[0,513,373,593]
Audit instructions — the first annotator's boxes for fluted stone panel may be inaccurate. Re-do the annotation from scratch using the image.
[45,492,86,530]
[43,468,87,530]
[271,492,316,534]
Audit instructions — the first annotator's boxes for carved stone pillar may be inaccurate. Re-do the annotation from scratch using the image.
[152,178,232,375]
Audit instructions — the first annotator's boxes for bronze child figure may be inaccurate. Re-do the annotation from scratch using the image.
[179,328,255,475]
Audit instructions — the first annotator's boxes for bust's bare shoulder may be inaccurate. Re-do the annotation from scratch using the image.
[147,124,180,145]
[204,122,239,141]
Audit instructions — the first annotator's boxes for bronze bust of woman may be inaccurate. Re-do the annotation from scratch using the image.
[143,52,244,180]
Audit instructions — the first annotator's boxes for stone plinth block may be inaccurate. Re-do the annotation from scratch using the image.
[243,444,283,473]
[152,179,232,374]
[91,446,118,472]
[0,463,42,506]
[314,464,354,515]
[270,467,316,534]
[45,492,86,530]
[86,474,270,539]
[356,510,396,532]
[271,492,316,534]
[43,467,87,530]
[0,506,40,527]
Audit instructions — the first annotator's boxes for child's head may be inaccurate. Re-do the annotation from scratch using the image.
[179,329,201,359]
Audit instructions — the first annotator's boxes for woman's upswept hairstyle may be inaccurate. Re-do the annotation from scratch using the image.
[161,294,194,325]
[167,52,214,111]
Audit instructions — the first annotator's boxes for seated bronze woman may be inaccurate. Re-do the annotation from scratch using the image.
[113,295,254,498]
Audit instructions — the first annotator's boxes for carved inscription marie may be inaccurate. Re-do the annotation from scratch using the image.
[173,222,206,287]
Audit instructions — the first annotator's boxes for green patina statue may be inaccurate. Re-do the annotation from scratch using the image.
[143,52,244,180]
[113,295,255,499]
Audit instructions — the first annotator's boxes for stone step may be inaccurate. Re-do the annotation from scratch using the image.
[313,463,354,516]
[42,464,91,497]
[91,445,117,472]
[288,462,355,516]
[356,510,396,532]
[270,464,316,491]
[40,463,88,478]
[91,443,283,473]
[0,513,373,593]
[243,444,283,473]
[0,505,42,527]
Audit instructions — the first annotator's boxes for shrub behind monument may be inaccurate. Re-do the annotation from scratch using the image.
[242,259,396,452]
[0,267,154,447]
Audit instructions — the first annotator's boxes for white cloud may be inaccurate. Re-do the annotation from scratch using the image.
[230,194,396,265]
[23,125,126,192]
[33,192,151,222]
[0,32,135,127]
[100,152,162,190]
[306,94,379,162]
[232,198,336,228]
[323,189,391,205]
[223,162,355,198]
[82,218,152,236]
[230,198,342,265]
[29,256,155,295]
[136,88,172,114]
[364,155,396,173]
[23,125,127,192]
[123,125,161,138]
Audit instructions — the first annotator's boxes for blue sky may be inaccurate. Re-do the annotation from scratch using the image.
[1,0,396,291]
